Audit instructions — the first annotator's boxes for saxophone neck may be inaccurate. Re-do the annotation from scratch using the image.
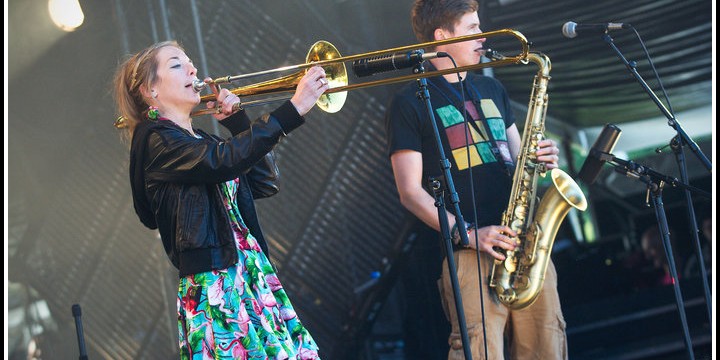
[527,52,551,76]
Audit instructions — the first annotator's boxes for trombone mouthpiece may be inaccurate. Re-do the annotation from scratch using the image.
[192,79,206,92]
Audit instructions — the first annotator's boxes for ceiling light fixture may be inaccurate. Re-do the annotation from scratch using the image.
[48,0,85,32]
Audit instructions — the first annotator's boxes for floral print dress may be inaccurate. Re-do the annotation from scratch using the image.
[177,178,320,359]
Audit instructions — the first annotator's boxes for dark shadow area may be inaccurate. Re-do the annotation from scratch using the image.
[556,174,712,359]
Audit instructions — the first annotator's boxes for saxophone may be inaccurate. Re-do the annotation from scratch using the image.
[488,52,588,309]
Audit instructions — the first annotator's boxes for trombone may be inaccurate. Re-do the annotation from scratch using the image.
[115,29,529,127]
[191,28,529,116]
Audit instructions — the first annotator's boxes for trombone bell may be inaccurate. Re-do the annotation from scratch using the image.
[308,41,347,113]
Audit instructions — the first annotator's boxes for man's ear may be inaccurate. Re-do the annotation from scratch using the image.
[434,28,446,41]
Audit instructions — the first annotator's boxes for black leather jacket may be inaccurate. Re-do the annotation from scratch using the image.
[129,101,304,277]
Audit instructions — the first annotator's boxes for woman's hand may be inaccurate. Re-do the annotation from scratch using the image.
[290,66,329,116]
[205,77,242,121]
[536,139,560,169]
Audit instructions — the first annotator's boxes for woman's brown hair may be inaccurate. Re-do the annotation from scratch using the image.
[113,40,181,139]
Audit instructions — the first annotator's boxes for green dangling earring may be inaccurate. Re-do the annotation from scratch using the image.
[147,106,159,120]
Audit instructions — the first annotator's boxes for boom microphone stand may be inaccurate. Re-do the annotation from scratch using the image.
[414,61,473,360]
[601,32,711,172]
[601,32,712,324]
[596,151,710,360]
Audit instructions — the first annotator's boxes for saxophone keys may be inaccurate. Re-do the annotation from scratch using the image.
[499,290,517,304]
[512,218,525,228]
[504,261,516,272]
[504,252,517,272]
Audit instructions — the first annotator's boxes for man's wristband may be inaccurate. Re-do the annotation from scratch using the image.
[451,221,474,247]
[450,223,459,244]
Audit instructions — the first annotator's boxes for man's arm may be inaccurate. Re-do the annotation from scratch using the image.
[390,149,453,232]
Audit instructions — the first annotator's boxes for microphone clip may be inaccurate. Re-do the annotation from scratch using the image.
[591,149,614,163]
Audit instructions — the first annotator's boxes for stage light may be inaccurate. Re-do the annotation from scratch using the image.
[48,0,85,32]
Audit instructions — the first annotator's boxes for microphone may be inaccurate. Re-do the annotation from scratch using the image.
[578,123,622,185]
[352,50,448,77]
[562,21,630,38]
[72,304,89,360]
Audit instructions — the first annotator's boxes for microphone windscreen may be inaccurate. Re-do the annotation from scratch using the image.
[562,22,578,38]
[578,124,621,184]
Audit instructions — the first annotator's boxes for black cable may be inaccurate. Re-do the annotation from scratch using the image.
[444,53,489,360]
[628,25,675,117]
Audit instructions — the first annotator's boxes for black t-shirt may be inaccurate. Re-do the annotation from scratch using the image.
[385,71,516,227]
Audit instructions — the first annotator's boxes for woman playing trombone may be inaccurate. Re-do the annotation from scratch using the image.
[113,40,326,359]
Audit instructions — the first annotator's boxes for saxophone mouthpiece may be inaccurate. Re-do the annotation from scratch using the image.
[485,48,507,61]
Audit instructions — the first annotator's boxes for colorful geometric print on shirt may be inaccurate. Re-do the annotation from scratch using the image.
[435,98,513,171]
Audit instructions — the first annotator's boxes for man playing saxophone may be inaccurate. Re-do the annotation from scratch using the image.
[384,0,565,359]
